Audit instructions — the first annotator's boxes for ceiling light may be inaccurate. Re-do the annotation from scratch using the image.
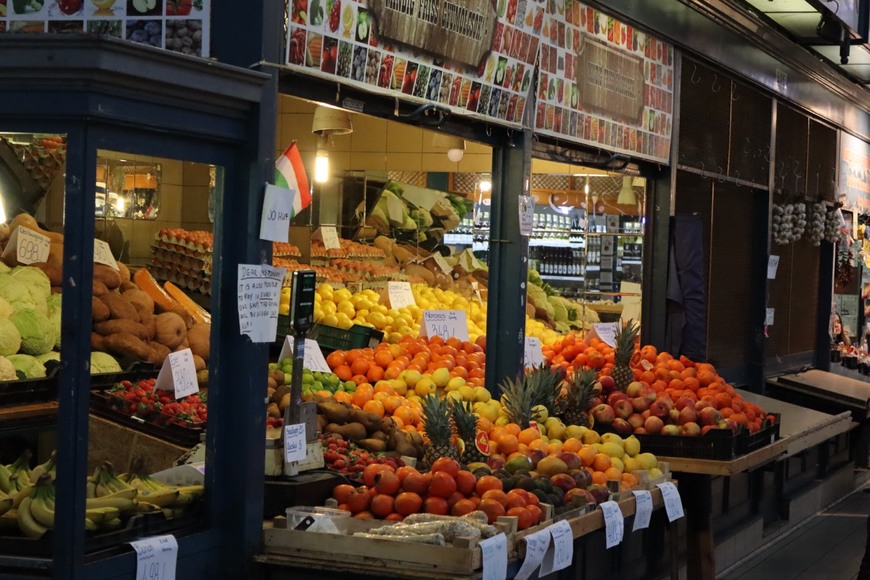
[617,176,637,205]
[312,105,353,137]
[314,149,330,184]
[432,134,465,162]
[479,174,492,193]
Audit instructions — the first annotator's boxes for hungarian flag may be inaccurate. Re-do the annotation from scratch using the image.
[275,142,311,217]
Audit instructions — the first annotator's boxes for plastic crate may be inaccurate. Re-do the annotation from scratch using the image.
[90,392,204,448]
[734,413,781,456]
[632,428,736,460]
[308,323,384,353]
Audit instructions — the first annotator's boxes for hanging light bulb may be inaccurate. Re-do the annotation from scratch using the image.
[479,173,492,193]
[314,149,330,184]
[617,176,636,205]
[115,196,126,215]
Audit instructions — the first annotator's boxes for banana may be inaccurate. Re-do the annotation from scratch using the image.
[16,497,47,539]
[137,489,180,508]
[135,501,162,513]
[8,473,27,494]
[86,479,97,499]
[176,485,205,499]
[29,491,54,529]
[13,485,33,510]
[173,492,195,507]
[30,453,57,482]
[0,464,12,494]
[85,496,136,512]
[0,497,12,517]
[85,506,120,525]
[100,518,122,531]
[85,518,97,532]
[100,488,137,501]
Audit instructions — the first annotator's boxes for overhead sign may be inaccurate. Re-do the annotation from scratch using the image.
[576,34,644,124]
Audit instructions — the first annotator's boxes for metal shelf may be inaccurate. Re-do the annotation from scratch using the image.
[540,274,585,282]
[586,232,644,236]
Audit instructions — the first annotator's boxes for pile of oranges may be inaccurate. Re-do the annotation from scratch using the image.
[543,335,616,374]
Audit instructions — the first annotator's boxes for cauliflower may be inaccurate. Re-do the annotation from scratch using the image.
[10,309,56,356]
[47,294,61,349]
[8,354,46,379]
[0,317,22,357]
[91,352,122,374]
[0,355,16,381]
[9,267,51,300]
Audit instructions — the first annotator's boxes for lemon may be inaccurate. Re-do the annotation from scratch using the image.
[472,387,491,403]
[334,288,352,303]
[322,301,337,315]
[322,313,339,326]
[337,300,355,316]
[336,313,353,329]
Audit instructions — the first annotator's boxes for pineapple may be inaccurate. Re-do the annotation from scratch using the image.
[499,373,536,428]
[528,364,566,418]
[557,368,597,427]
[612,320,640,391]
[421,394,459,468]
[452,401,487,465]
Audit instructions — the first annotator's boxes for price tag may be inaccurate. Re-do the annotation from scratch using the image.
[3,227,50,265]
[432,252,452,275]
[421,310,469,342]
[260,183,293,243]
[471,280,483,303]
[767,255,780,280]
[278,336,331,372]
[640,359,654,371]
[599,500,624,549]
[479,533,507,580]
[519,195,535,237]
[387,281,416,309]
[514,528,550,580]
[524,336,544,368]
[539,519,573,575]
[155,348,199,400]
[237,264,286,343]
[632,489,653,531]
[284,423,307,463]
[318,226,341,250]
[765,308,775,326]
[130,534,178,580]
[657,482,684,522]
[93,239,119,270]
[590,322,619,348]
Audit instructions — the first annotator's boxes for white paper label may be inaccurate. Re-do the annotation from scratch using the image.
[519,195,535,237]
[400,184,443,212]
[155,349,199,400]
[765,308,775,326]
[284,423,307,463]
[539,519,573,576]
[514,528,551,580]
[591,322,620,348]
[421,310,469,342]
[3,227,50,265]
[278,336,332,372]
[767,255,780,279]
[471,280,483,303]
[237,264,286,343]
[386,193,406,223]
[260,184,293,243]
[632,489,653,532]
[479,533,508,580]
[432,252,452,274]
[319,226,341,250]
[524,336,544,368]
[600,500,624,549]
[130,534,178,580]
[640,359,654,371]
[657,482,684,522]
[387,281,416,309]
[93,239,119,270]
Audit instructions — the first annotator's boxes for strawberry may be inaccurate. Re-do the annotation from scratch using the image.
[166,0,200,16]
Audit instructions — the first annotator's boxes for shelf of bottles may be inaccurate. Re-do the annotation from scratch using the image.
[583,214,643,297]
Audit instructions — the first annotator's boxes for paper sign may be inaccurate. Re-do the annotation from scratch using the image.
[590,323,620,348]
[767,255,780,279]
[237,264,286,343]
[278,336,331,372]
[519,195,535,237]
[155,349,199,400]
[471,281,483,303]
[524,337,544,368]
[93,239,119,270]
[284,423,307,463]
[632,490,653,531]
[3,227,50,265]
[514,528,551,580]
[479,533,507,580]
[260,184,293,243]
[539,520,573,576]
[765,308,775,326]
[388,282,416,309]
[421,310,469,342]
[319,226,341,250]
[130,534,178,580]
[400,183,444,212]
[432,252,453,275]
[386,193,406,223]
[657,482,684,522]
[600,500,624,549]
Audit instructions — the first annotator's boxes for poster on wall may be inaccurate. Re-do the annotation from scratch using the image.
[839,132,870,213]
[286,0,543,127]
[0,0,211,58]
[534,1,674,164]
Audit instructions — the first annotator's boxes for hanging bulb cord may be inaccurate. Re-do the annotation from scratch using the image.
[396,103,451,128]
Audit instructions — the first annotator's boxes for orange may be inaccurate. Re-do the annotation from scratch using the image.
[562,438,582,454]
[578,446,597,467]
[363,400,385,417]
[366,365,384,382]
[345,349,364,364]
[475,475,503,496]
[333,391,353,405]
[350,358,370,376]
[478,499,506,524]
[604,466,623,481]
[591,471,607,485]
[621,473,638,488]
[518,427,542,445]
[592,453,612,472]
[477,417,494,435]
[374,350,394,368]
[497,434,519,455]
[326,350,346,369]
[334,365,353,382]
[503,423,521,437]
[373,382,395,395]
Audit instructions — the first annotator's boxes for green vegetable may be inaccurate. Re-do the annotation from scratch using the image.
[0,278,47,315]
[0,297,13,319]
[0,318,21,357]
[36,351,60,366]
[12,0,43,14]
[8,354,46,379]
[0,356,17,381]
[9,266,51,300]
[9,309,56,356]
[47,294,61,349]
[91,352,122,374]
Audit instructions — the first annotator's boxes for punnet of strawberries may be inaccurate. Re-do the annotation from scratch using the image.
[107,378,207,428]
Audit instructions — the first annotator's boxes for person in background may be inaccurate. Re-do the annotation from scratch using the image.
[832,313,852,348]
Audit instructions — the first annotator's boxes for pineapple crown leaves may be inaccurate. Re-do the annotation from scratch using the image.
[525,363,566,414]
[421,394,456,437]
[498,373,537,429]
[614,319,640,362]
[450,400,479,435]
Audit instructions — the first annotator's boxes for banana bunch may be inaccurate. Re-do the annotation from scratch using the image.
[0,451,34,494]
[123,473,205,517]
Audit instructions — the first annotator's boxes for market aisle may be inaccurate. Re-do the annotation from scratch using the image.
[719,486,870,580]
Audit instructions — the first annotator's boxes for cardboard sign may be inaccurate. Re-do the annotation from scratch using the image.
[421,310,469,342]
[631,489,653,531]
[514,528,551,580]
[3,227,50,265]
[260,184,293,243]
[155,349,199,400]
[479,533,507,580]
[387,281,416,309]
[237,264,285,343]
[657,482,684,522]
[432,252,452,275]
[524,336,544,368]
[539,519,573,575]
[519,195,535,237]
[767,255,780,280]
[318,226,341,250]
[589,322,619,348]
[599,500,624,549]
[130,535,178,580]
[278,336,331,372]
[93,239,119,270]
[284,423,307,463]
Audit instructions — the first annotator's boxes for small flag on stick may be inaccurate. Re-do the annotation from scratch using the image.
[275,142,311,217]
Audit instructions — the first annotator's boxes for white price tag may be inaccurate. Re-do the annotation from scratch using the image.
[657,482,684,522]
[155,349,199,400]
[319,226,341,250]
[130,534,178,580]
[284,423,307,463]
[421,310,469,342]
[600,500,624,549]
[387,281,416,309]
[632,489,653,532]
[590,322,620,348]
[3,227,50,265]
[237,264,286,343]
[523,336,544,368]
[514,528,551,580]
[260,184,294,243]
[479,533,507,580]
[765,308,775,326]
[93,239,119,270]
[539,519,573,575]
[471,280,483,303]
[432,252,452,275]
[767,255,780,280]
[278,336,332,372]
[519,195,535,237]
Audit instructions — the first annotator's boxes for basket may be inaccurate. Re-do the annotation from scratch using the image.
[308,323,384,353]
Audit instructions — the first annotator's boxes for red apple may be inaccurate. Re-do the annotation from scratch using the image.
[650,398,672,419]
[675,397,696,411]
[695,400,713,412]
[678,406,698,425]
[641,409,651,420]
[558,452,582,471]
[643,388,658,405]
[633,427,648,434]
[607,391,630,407]
[661,424,681,436]
[626,381,646,397]
[644,416,664,435]
[550,473,577,493]
[612,418,633,435]
[627,413,645,430]
[591,404,615,425]
[569,468,592,489]
[680,422,701,436]
[698,407,722,426]
[598,376,615,393]
[700,425,718,436]
[613,399,634,420]
[632,397,650,413]
[669,408,681,424]
[720,418,739,434]
[526,449,546,469]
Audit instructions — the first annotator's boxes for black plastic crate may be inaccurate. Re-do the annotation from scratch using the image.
[89,361,161,390]
[632,428,736,461]
[734,413,781,456]
[90,392,204,448]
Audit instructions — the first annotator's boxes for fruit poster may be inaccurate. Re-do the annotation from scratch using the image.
[287,0,545,127]
[535,1,673,164]
[840,132,870,214]
[0,0,210,58]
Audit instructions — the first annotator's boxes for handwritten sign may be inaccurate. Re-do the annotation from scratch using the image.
[767,255,780,280]
[514,528,551,580]
[93,239,119,270]
[319,226,341,250]
[524,336,544,368]
[421,310,469,342]
[3,227,50,265]
[590,322,620,348]
[432,253,452,275]
[130,534,178,580]
[284,423,307,463]
[155,349,199,400]
[539,519,573,576]
[278,336,331,372]
[657,482,684,522]
[765,308,775,326]
[632,489,653,531]
[479,533,507,580]
[260,184,293,243]
[237,264,286,343]
[599,500,624,549]
[388,282,416,309]
[519,195,535,237]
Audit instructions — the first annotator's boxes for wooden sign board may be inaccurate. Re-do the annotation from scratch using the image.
[576,34,644,125]
[368,0,497,69]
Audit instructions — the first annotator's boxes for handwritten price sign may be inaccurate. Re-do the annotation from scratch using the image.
[259,184,293,243]
[155,348,199,400]
[130,535,178,580]
[421,310,469,342]
[3,227,50,265]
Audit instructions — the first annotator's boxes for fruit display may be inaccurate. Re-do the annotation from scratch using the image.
[105,378,208,428]
[319,433,406,480]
